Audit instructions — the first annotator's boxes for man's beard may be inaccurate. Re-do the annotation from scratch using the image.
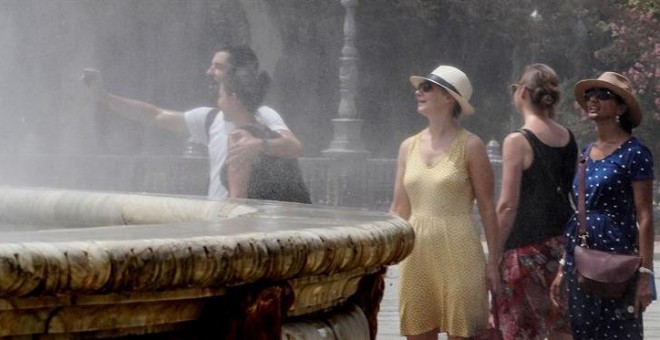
[207,80,219,107]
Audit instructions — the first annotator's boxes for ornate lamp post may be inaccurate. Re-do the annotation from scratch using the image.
[322,0,370,207]
[323,0,368,157]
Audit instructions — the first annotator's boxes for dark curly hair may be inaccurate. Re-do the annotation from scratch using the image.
[216,44,259,71]
[222,66,271,114]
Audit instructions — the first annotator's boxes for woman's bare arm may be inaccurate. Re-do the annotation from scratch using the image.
[493,132,529,264]
[226,130,255,198]
[466,134,500,292]
[388,137,412,220]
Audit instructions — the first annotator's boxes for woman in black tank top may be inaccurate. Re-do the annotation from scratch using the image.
[488,64,577,340]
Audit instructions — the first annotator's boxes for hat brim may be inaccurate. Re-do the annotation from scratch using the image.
[574,79,642,127]
[410,76,475,115]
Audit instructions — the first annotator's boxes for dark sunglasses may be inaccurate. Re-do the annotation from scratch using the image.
[418,81,435,93]
[584,88,619,101]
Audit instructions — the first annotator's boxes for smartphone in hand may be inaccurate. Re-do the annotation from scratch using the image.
[650,274,657,301]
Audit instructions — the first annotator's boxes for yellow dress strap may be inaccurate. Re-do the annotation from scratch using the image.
[406,130,424,161]
[453,129,470,170]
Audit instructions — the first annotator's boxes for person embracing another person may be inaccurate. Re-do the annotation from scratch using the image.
[550,71,655,339]
[82,45,303,201]
[217,64,310,203]
[389,65,499,340]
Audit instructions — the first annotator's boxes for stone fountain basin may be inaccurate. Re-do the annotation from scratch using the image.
[0,187,414,338]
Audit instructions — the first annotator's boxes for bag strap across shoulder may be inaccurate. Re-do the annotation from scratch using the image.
[204,108,220,140]
[577,145,591,244]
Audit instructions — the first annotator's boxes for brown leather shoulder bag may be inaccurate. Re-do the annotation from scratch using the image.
[573,145,641,298]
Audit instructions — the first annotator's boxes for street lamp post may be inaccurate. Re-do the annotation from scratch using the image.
[322,0,370,207]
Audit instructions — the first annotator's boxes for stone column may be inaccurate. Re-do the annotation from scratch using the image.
[322,0,369,207]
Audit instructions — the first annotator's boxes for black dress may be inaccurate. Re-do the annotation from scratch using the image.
[221,125,311,204]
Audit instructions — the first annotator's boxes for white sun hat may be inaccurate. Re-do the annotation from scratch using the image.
[410,65,475,115]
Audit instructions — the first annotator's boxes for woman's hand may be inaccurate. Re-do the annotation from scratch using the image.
[227,130,259,170]
[486,260,502,295]
[550,270,566,309]
[635,273,654,316]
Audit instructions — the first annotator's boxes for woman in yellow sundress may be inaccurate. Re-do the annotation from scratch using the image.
[389,65,499,340]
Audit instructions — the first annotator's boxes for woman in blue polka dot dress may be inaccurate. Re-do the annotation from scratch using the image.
[550,72,655,339]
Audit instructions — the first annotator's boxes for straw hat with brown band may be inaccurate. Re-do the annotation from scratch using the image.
[573,71,643,128]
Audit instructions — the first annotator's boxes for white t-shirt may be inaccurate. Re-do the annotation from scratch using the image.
[184,106,289,200]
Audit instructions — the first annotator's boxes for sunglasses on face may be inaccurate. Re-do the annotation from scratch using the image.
[418,81,435,93]
[584,88,618,101]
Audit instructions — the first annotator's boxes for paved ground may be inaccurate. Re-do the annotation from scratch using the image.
[377,244,660,340]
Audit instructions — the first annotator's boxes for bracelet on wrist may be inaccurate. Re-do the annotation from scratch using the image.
[639,267,654,275]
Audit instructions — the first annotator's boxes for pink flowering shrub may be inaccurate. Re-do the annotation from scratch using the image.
[595,0,658,121]
[594,0,659,167]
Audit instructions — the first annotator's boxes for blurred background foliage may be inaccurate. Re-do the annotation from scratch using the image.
[1,0,657,164]
[342,0,658,159]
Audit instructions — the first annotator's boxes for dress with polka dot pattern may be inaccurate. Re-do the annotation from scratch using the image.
[564,137,654,339]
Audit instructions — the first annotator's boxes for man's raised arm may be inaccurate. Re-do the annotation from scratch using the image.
[81,69,187,134]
